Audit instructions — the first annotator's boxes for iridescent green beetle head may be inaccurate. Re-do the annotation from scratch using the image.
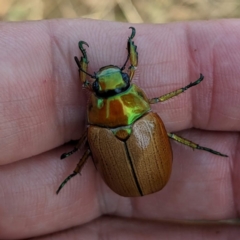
[91,65,130,98]
[73,28,136,98]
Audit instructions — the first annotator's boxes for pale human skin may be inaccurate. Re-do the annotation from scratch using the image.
[0,20,240,239]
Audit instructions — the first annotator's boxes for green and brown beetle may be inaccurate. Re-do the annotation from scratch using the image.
[57,27,227,197]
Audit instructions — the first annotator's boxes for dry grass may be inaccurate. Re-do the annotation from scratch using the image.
[0,0,240,22]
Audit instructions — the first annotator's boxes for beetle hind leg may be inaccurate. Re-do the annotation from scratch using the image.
[121,27,138,81]
[149,74,204,104]
[168,133,228,157]
[56,148,91,194]
[61,130,87,159]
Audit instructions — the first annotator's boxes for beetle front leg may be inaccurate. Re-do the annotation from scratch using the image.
[74,41,92,90]
[61,129,87,159]
[149,74,204,104]
[56,148,91,194]
[168,133,228,157]
[121,27,138,81]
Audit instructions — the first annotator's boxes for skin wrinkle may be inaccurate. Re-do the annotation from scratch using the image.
[203,23,233,130]
[232,134,240,217]
[1,118,48,142]
[145,24,205,132]
[194,30,221,130]
[207,40,216,129]
[185,22,201,130]
[96,172,109,216]
[48,20,88,143]
[46,20,64,143]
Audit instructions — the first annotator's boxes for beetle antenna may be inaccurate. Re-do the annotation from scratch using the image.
[121,54,130,71]
[121,28,131,70]
[74,56,96,79]
[74,56,81,68]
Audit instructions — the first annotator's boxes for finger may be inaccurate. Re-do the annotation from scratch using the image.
[27,216,240,240]
[124,130,239,221]
[140,21,240,132]
[1,20,239,165]
[0,130,238,239]
[0,144,101,239]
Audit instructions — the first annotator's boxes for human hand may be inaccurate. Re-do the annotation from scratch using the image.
[0,20,239,239]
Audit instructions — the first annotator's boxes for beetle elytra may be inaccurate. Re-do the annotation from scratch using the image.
[57,27,227,197]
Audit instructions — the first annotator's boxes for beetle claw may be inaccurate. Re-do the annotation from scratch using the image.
[60,153,67,159]
[129,27,136,40]
[60,147,78,159]
[78,41,89,60]
[79,41,89,49]
[56,172,77,194]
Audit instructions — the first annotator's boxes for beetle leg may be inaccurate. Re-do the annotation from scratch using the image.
[149,74,204,104]
[121,27,138,81]
[168,133,228,157]
[56,148,91,194]
[60,129,87,159]
[74,41,93,90]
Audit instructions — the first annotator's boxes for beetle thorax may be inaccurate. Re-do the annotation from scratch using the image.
[87,84,151,128]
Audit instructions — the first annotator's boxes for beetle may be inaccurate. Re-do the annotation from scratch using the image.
[57,27,227,197]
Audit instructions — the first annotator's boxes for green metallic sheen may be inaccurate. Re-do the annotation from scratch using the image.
[112,126,132,136]
[88,84,151,128]
[96,66,127,91]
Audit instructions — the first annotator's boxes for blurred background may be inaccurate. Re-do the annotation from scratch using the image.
[0,0,240,22]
